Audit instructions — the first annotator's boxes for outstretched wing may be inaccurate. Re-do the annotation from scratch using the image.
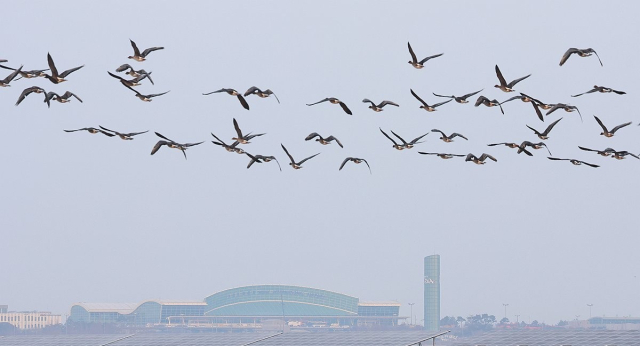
[116,64,133,72]
[390,130,408,144]
[237,95,250,110]
[233,118,243,138]
[531,100,544,122]
[47,53,59,77]
[108,71,126,82]
[610,121,632,134]
[147,90,170,98]
[409,132,429,144]
[362,98,376,107]
[150,141,168,155]
[559,48,577,66]
[59,65,84,78]
[379,100,399,107]
[154,132,174,142]
[244,86,259,97]
[130,39,141,56]
[305,132,321,141]
[141,46,164,58]
[451,133,468,140]
[461,89,483,99]
[339,157,351,171]
[593,115,608,133]
[507,74,531,88]
[379,128,398,146]
[281,144,296,164]
[407,42,417,63]
[542,117,563,135]
[338,101,352,115]
[410,88,428,107]
[431,99,452,108]
[298,153,320,165]
[418,53,443,65]
[571,87,597,97]
[202,89,228,95]
[326,136,343,148]
[495,65,507,86]
[306,98,330,106]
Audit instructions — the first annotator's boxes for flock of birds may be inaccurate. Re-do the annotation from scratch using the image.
[1,42,636,172]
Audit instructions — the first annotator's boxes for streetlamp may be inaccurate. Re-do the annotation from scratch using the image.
[408,303,415,326]
[587,304,593,319]
[502,303,509,320]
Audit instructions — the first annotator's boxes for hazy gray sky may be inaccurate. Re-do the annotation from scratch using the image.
[1,0,638,325]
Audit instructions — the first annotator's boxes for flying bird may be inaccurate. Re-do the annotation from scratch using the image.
[465,153,497,165]
[611,151,640,160]
[203,88,250,110]
[44,53,83,84]
[15,86,46,106]
[488,142,532,156]
[0,65,22,87]
[418,152,466,159]
[306,97,352,115]
[151,132,203,159]
[44,91,82,107]
[115,64,153,83]
[128,39,164,61]
[546,103,582,122]
[244,86,280,103]
[410,89,452,111]
[572,85,625,97]
[380,128,406,150]
[391,130,428,149]
[339,157,371,174]
[232,118,265,144]
[281,144,320,169]
[547,157,599,167]
[494,65,531,92]
[64,127,114,137]
[431,129,468,142]
[526,118,562,140]
[124,84,170,102]
[0,64,48,80]
[475,96,504,114]
[362,99,399,112]
[559,48,602,66]
[304,132,343,148]
[210,133,242,153]
[407,42,443,69]
[245,153,282,171]
[107,71,152,87]
[98,126,148,140]
[593,115,631,137]
[432,89,483,104]
[578,146,616,157]
[519,141,551,155]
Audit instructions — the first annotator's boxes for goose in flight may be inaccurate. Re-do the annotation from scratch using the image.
[475,96,504,114]
[465,153,497,165]
[108,71,152,87]
[115,64,153,82]
[526,118,562,140]
[431,129,468,142]
[339,157,371,174]
[15,86,46,106]
[432,89,483,104]
[418,152,466,159]
[151,132,203,159]
[494,65,531,92]
[210,133,242,153]
[611,151,640,160]
[379,128,406,150]
[578,146,616,157]
[281,144,320,169]
[547,157,599,167]
[244,86,280,103]
[407,42,443,69]
[124,84,169,102]
[232,118,265,144]
[44,53,83,84]
[410,89,452,111]
[559,48,602,66]
[306,97,352,115]
[305,132,343,148]
[572,85,625,97]
[245,153,282,171]
[487,142,532,156]
[362,99,399,112]
[0,64,48,80]
[518,141,551,155]
[44,91,82,107]
[380,128,428,149]
[64,127,115,137]
[593,115,631,137]
[128,39,164,61]
[203,88,249,110]
[546,103,581,122]
[98,126,148,140]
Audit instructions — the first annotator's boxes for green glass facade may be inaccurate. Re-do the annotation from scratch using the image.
[204,285,359,316]
[424,254,440,332]
[69,301,206,325]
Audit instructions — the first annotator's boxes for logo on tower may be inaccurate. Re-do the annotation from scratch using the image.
[424,276,435,284]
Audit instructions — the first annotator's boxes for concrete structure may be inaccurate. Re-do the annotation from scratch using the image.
[0,306,61,330]
[424,254,440,332]
[69,285,402,328]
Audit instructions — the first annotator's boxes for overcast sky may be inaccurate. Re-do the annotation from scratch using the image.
[1,0,638,325]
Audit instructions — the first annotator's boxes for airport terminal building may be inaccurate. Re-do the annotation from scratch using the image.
[69,285,402,329]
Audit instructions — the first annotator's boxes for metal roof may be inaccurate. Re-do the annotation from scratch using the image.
[72,300,206,314]
[358,301,401,307]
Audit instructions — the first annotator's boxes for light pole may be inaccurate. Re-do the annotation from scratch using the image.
[515,315,520,324]
[587,304,593,319]
[408,303,415,325]
[502,303,509,320]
